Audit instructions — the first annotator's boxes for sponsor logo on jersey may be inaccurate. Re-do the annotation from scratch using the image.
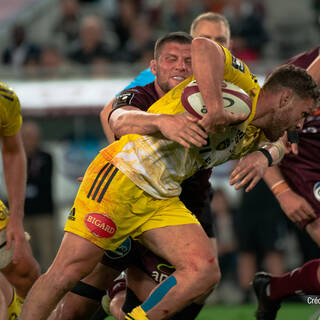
[0,202,8,220]
[85,213,116,238]
[104,237,131,259]
[113,92,134,108]
[231,56,245,73]
[216,138,231,150]
[313,182,320,202]
[68,207,76,221]
[234,130,245,143]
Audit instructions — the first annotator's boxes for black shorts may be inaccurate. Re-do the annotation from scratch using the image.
[235,181,287,255]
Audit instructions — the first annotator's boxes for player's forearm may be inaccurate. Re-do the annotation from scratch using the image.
[307,54,320,86]
[264,166,291,198]
[259,138,286,167]
[191,38,224,114]
[100,100,116,143]
[2,145,26,222]
[110,108,166,138]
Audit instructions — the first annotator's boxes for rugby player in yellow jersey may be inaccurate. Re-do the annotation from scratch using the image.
[48,13,234,320]
[20,34,319,319]
[0,272,21,320]
[0,84,40,300]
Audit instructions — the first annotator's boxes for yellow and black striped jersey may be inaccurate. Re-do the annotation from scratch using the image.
[100,46,265,199]
[0,83,22,137]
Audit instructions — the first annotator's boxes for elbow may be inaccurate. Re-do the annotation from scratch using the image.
[192,37,219,53]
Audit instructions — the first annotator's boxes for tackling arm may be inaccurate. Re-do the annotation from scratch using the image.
[1,132,26,263]
[264,166,316,224]
[100,99,116,144]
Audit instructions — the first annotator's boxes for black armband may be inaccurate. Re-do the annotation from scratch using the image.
[258,148,273,167]
[71,280,105,301]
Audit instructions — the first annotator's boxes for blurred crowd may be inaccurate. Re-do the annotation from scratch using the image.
[0,0,270,78]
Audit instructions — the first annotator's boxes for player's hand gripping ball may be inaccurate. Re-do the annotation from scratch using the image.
[181,80,252,123]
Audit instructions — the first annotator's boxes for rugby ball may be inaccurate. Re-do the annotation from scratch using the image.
[181,80,252,122]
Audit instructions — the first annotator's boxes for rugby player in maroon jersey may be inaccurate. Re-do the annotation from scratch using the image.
[253,48,320,320]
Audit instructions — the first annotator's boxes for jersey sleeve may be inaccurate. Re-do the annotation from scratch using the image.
[220,45,260,99]
[0,84,22,136]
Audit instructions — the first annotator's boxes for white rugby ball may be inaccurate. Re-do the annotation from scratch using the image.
[181,80,252,122]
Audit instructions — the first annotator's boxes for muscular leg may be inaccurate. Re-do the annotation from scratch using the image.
[20,232,104,320]
[49,262,120,320]
[133,224,220,319]
[1,238,40,298]
[237,252,256,295]
[265,251,285,275]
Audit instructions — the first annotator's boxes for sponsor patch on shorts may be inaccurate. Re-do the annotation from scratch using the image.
[105,237,131,259]
[314,182,320,202]
[85,213,116,238]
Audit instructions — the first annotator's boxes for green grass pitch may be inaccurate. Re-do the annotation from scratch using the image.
[106,303,320,320]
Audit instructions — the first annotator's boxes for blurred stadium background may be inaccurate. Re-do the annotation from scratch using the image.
[0,0,320,318]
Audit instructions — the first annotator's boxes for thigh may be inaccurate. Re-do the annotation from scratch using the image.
[49,232,104,281]
[140,223,215,269]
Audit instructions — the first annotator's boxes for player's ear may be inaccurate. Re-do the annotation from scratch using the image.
[279,89,292,109]
[150,59,157,75]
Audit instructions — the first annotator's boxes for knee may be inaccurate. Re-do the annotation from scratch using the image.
[184,255,221,289]
[3,255,40,283]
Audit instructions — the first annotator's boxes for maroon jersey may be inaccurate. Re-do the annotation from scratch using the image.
[112,82,159,113]
[280,47,320,226]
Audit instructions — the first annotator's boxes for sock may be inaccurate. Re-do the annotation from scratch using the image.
[125,305,149,320]
[269,259,320,301]
[108,278,127,300]
[171,303,204,320]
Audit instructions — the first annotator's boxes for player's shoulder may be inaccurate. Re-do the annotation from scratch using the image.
[0,82,19,109]
[113,82,157,109]
[286,46,320,69]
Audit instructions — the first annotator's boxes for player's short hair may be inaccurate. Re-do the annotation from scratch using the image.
[263,64,320,103]
[190,12,231,39]
[154,32,193,60]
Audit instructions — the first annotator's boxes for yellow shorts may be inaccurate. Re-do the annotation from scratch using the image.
[64,153,199,251]
[0,200,9,230]
[8,289,21,319]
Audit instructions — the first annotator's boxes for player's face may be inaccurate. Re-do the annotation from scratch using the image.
[192,20,231,49]
[152,42,192,94]
[264,96,316,141]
